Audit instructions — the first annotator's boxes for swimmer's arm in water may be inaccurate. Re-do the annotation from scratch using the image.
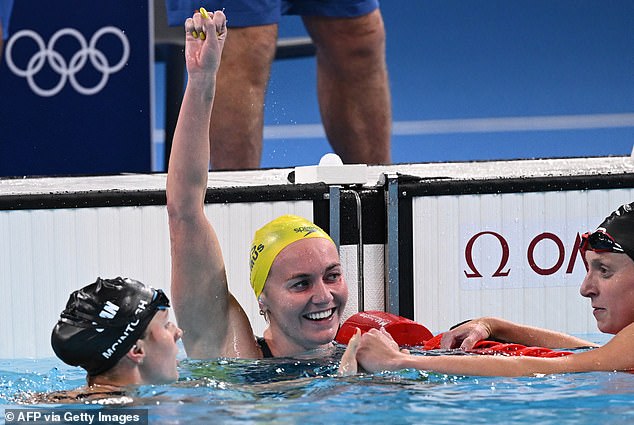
[167,10,260,359]
[357,325,634,376]
[440,317,597,350]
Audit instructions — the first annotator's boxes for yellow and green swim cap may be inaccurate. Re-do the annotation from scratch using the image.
[249,215,334,298]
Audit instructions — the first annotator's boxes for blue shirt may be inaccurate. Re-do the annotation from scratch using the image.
[1,0,14,40]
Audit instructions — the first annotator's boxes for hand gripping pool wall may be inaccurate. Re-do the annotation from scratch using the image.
[0,0,153,176]
[407,159,634,335]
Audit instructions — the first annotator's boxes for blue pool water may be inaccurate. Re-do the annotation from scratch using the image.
[2,334,634,425]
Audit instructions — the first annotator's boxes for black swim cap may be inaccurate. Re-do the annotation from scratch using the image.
[596,202,634,262]
[51,277,170,376]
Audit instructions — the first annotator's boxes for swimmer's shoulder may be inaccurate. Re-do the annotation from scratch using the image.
[23,386,134,405]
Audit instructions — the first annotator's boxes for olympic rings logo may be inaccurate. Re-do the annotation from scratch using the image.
[5,26,130,97]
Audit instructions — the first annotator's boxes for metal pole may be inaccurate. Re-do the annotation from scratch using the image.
[385,173,399,315]
[328,186,341,250]
[351,190,364,312]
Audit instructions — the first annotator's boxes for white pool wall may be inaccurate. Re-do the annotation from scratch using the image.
[2,157,633,358]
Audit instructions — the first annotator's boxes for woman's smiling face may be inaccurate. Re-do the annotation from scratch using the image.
[260,238,348,355]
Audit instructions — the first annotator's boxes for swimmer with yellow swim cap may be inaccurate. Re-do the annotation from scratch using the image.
[168,7,347,360]
[249,215,348,357]
[250,214,335,298]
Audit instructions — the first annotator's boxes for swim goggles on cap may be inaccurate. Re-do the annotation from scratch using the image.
[151,288,170,311]
[579,230,625,254]
[60,288,170,330]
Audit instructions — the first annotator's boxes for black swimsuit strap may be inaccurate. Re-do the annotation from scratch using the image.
[256,336,274,358]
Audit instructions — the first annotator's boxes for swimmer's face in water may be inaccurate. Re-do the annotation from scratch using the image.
[261,238,348,353]
[134,310,183,384]
[580,250,634,335]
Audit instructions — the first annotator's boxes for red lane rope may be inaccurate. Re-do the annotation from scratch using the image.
[423,332,572,357]
[336,311,433,346]
[338,312,572,358]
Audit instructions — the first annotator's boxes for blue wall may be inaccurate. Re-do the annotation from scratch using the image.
[260,0,634,167]
[0,0,153,177]
[5,1,630,174]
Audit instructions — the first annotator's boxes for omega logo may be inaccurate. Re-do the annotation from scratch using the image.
[464,231,583,278]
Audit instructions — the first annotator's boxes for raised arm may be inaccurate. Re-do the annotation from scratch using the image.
[166,10,260,359]
[440,317,597,350]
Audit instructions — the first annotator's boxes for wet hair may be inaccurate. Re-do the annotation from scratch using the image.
[597,202,634,262]
[51,277,169,376]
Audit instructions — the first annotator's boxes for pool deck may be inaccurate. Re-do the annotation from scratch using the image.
[0,156,633,198]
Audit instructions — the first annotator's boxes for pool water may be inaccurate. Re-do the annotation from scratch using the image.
[2,335,634,425]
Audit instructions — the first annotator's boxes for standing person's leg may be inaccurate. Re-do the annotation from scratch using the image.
[0,0,10,62]
[303,9,391,164]
[163,0,280,170]
[209,25,278,170]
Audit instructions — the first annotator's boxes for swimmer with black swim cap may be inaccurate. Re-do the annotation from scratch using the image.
[580,202,634,263]
[39,277,182,403]
[351,202,634,376]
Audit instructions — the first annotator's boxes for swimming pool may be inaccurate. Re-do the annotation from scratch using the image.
[2,334,633,425]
